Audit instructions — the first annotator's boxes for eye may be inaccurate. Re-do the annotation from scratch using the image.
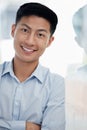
[20,27,29,34]
[39,33,44,37]
[22,28,28,33]
[38,33,45,38]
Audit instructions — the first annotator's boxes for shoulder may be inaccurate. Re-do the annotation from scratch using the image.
[0,61,10,75]
[0,61,10,68]
[41,64,64,83]
[44,67,65,90]
[36,64,65,90]
[49,71,64,84]
[46,70,65,101]
[0,62,6,70]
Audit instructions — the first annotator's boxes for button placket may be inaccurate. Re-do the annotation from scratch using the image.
[12,85,23,120]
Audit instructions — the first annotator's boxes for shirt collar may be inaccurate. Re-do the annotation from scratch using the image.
[31,64,49,83]
[1,60,14,76]
[1,61,49,84]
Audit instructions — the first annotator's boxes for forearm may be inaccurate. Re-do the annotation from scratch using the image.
[0,119,25,130]
[0,119,41,130]
[26,122,41,130]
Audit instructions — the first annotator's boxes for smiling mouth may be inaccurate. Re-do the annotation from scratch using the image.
[23,46,34,52]
[21,45,36,53]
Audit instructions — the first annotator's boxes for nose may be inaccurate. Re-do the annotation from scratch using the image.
[25,33,35,46]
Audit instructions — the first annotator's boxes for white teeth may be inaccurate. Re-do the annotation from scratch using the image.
[23,47,33,52]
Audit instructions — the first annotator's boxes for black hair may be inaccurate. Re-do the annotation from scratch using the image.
[15,2,58,35]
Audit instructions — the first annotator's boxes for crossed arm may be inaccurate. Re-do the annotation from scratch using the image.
[26,122,41,130]
[0,120,41,130]
[0,76,65,130]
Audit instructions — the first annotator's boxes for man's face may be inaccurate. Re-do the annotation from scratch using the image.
[11,15,54,64]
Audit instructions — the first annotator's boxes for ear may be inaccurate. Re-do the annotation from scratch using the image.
[47,36,54,47]
[75,36,83,48]
[11,24,16,37]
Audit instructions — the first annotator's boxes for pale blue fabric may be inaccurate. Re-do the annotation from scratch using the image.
[0,61,65,130]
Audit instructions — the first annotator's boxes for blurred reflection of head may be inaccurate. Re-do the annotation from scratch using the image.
[72,4,87,54]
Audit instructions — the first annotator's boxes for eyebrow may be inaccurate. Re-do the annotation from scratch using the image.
[21,23,48,33]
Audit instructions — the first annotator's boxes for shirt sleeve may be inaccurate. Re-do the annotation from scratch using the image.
[0,119,25,130]
[41,75,65,130]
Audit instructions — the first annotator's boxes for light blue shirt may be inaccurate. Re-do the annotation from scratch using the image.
[0,61,65,130]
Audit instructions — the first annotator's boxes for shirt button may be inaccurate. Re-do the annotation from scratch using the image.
[15,101,19,106]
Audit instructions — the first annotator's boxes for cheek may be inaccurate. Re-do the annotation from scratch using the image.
[14,33,23,44]
[39,45,47,56]
[39,42,47,51]
[13,36,21,50]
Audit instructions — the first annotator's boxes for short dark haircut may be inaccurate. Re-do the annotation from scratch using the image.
[15,2,58,35]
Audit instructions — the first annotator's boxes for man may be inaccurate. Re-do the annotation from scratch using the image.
[66,4,87,130]
[0,2,65,130]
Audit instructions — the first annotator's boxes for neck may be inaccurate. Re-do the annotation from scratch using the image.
[13,58,38,82]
